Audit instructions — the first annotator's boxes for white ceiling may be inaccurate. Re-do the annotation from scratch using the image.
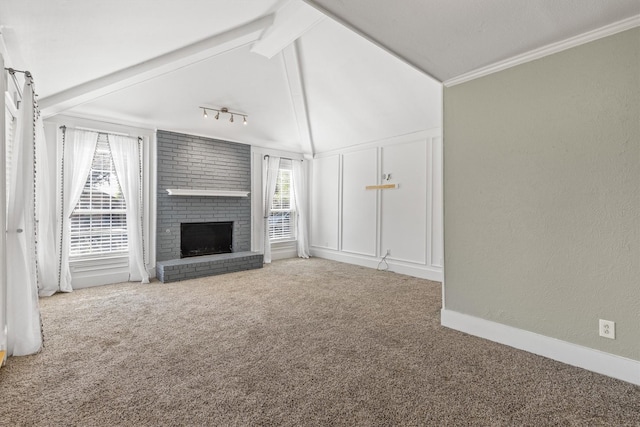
[305,0,640,82]
[1,0,638,154]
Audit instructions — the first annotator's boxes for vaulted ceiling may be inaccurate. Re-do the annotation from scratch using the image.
[306,0,640,82]
[1,0,638,155]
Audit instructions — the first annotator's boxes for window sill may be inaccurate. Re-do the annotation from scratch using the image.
[69,253,129,265]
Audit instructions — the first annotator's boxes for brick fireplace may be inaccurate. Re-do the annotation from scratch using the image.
[155,130,262,282]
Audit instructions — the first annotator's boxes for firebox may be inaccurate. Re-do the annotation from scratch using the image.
[180,221,233,258]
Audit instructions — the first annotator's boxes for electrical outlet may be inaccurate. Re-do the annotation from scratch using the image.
[599,319,615,339]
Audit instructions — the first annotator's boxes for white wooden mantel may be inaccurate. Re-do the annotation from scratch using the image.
[166,189,250,197]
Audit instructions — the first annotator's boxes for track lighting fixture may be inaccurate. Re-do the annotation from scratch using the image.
[199,106,247,125]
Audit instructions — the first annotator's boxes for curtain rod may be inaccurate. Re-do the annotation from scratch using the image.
[263,154,303,162]
[4,68,26,100]
[4,67,30,75]
[59,125,142,140]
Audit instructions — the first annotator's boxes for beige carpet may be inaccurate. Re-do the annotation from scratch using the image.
[1,258,638,426]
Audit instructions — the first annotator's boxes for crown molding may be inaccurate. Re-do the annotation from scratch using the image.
[444,14,640,87]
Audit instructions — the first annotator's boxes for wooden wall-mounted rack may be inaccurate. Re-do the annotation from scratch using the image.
[365,184,398,190]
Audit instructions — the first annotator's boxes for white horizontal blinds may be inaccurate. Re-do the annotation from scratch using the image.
[69,135,128,257]
[269,158,295,240]
[5,106,15,199]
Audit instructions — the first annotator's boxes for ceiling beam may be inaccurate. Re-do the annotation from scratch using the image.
[251,0,325,59]
[281,41,315,157]
[39,15,274,117]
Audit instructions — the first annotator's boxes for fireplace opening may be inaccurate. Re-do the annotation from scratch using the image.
[180,221,233,258]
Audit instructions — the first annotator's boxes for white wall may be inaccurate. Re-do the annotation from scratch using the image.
[43,114,157,288]
[310,129,443,281]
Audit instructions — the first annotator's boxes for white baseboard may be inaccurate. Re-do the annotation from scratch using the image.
[311,247,443,282]
[441,309,640,386]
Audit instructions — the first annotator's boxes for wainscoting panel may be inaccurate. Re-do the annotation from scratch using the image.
[381,140,427,265]
[341,149,377,257]
[429,136,444,268]
[310,130,443,281]
[311,155,340,250]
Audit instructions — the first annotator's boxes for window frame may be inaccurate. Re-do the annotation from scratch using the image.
[68,136,129,260]
[269,159,296,242]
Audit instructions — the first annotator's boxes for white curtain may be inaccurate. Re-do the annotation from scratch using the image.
[108,135,149,283]
[58,129,98,292]
[263,156,280,263]
[6,80,41,356]
[292,160,310,258]
[36,115,59,296]
[0,55,8,359]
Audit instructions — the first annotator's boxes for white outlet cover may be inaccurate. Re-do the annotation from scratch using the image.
[599,319,615,339]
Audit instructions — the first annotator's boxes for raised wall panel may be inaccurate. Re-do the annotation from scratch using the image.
[341,149,377,256]
[309,130,443,282]
[381,140,427,264]
[311,155,340,249]
[430,136,444,267]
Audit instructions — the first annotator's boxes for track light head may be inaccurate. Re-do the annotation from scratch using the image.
[203,109,208,118]
[215,111,219,120]
[230,114,234,123]
[243,116,247,125]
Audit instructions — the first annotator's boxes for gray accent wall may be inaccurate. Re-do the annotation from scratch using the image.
[156,130,251,262]
[443,28,639,360]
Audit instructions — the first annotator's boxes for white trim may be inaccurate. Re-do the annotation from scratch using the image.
[314,128,441,158]
[166,189,249,197]
[281,42,315,156]
[441,309,640,386]
[444,15,640,87]
[426,139,433,266]
[311,247,443,282]
[251,146,306,161]
[46,114,155,138]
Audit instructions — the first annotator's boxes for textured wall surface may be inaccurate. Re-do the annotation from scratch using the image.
[156,131,251,262]
[443,28,640,359]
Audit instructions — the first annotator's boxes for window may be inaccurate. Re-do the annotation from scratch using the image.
[269,159,295,240]
[5,104,16,198]
[69,135,128,257]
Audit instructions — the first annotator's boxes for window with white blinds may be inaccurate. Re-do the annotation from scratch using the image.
[269,159,295,240]
[69,135,128,257]
[5,106,15,198]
